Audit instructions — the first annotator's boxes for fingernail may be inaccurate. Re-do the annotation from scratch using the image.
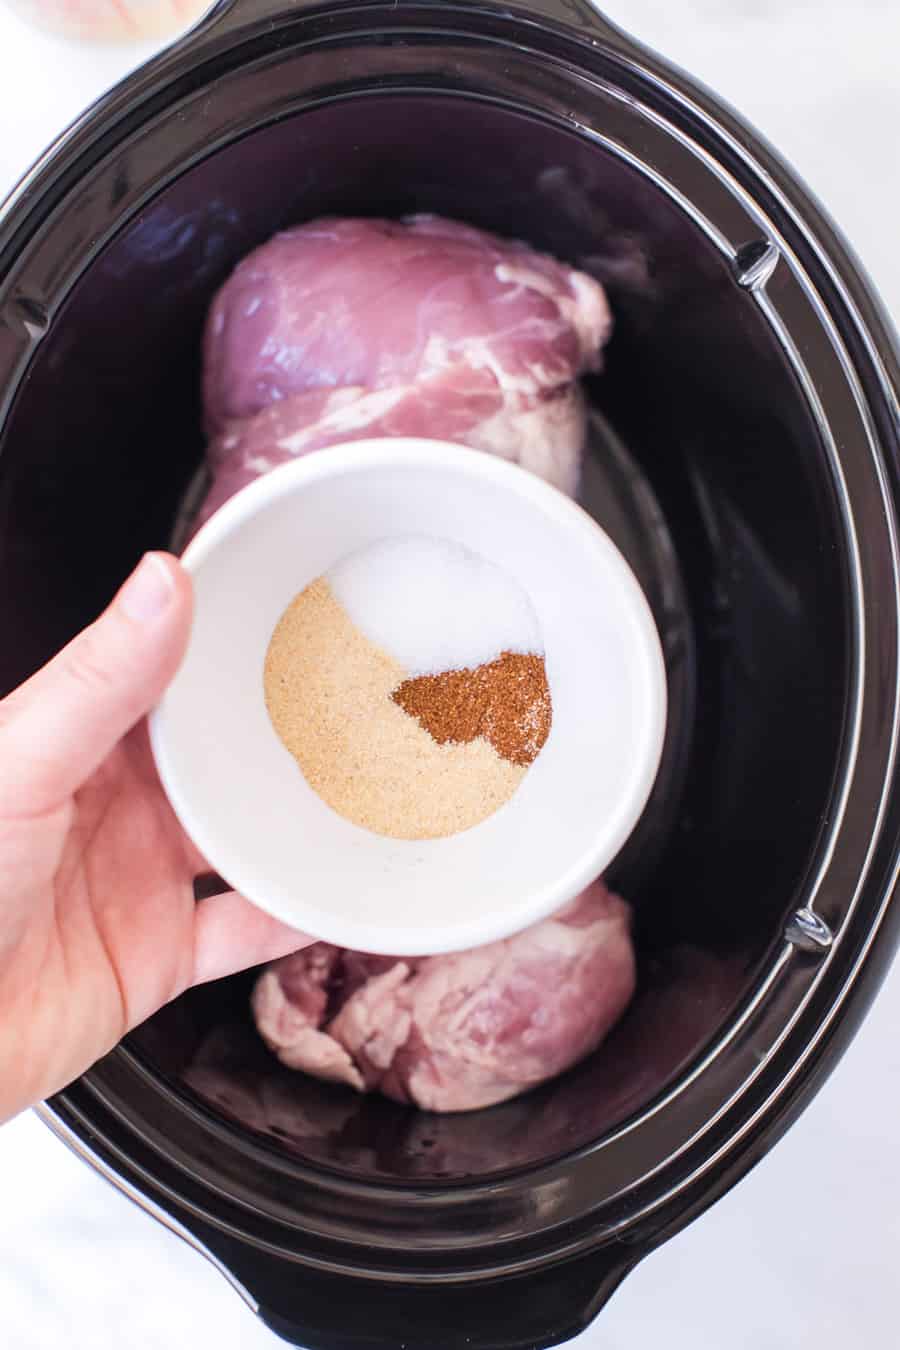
[120,553,176,623]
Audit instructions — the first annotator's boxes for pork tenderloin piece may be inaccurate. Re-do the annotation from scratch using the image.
[251,881,635,1113]
[198,214,611,514]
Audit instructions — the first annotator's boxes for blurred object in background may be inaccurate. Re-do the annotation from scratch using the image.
[2,0,211,40]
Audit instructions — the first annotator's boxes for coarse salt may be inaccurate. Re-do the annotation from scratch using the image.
[327,535,542,676]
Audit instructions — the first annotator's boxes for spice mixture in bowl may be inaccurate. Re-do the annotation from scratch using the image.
[264,535,552,839]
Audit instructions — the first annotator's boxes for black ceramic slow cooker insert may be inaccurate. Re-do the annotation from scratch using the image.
[0,1,898,1346]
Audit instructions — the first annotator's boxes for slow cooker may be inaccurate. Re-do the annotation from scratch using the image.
[1,1,898,1346]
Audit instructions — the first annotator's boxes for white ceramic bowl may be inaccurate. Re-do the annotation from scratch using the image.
[150,439,667,955]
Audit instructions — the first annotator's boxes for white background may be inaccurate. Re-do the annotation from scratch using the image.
[0,2,898,1347]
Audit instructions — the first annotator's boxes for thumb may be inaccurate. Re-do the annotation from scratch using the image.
[0,553,192,818]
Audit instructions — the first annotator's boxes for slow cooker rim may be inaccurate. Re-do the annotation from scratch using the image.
[3,0,895,1285]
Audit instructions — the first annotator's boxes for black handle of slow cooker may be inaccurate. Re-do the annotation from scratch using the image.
[199,0,626,42]
[202,1229,639,1349]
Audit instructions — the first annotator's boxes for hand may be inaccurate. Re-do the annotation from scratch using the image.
[0,553,307,1123]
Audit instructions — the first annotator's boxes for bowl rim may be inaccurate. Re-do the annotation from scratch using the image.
[149,436,669,955]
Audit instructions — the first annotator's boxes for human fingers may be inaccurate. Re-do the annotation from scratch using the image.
[0,554,192,819]
[191,889,311,986]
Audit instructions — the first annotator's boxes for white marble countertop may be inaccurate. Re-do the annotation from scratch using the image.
[0,2,898,1347]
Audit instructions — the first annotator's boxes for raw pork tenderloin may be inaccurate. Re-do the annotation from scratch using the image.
[251,881,635,1113]
[193,215,611,528]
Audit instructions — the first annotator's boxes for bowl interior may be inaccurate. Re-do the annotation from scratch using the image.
[0,94,849,1179]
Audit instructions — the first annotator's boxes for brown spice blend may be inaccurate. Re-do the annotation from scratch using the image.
[392,651,552,766]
